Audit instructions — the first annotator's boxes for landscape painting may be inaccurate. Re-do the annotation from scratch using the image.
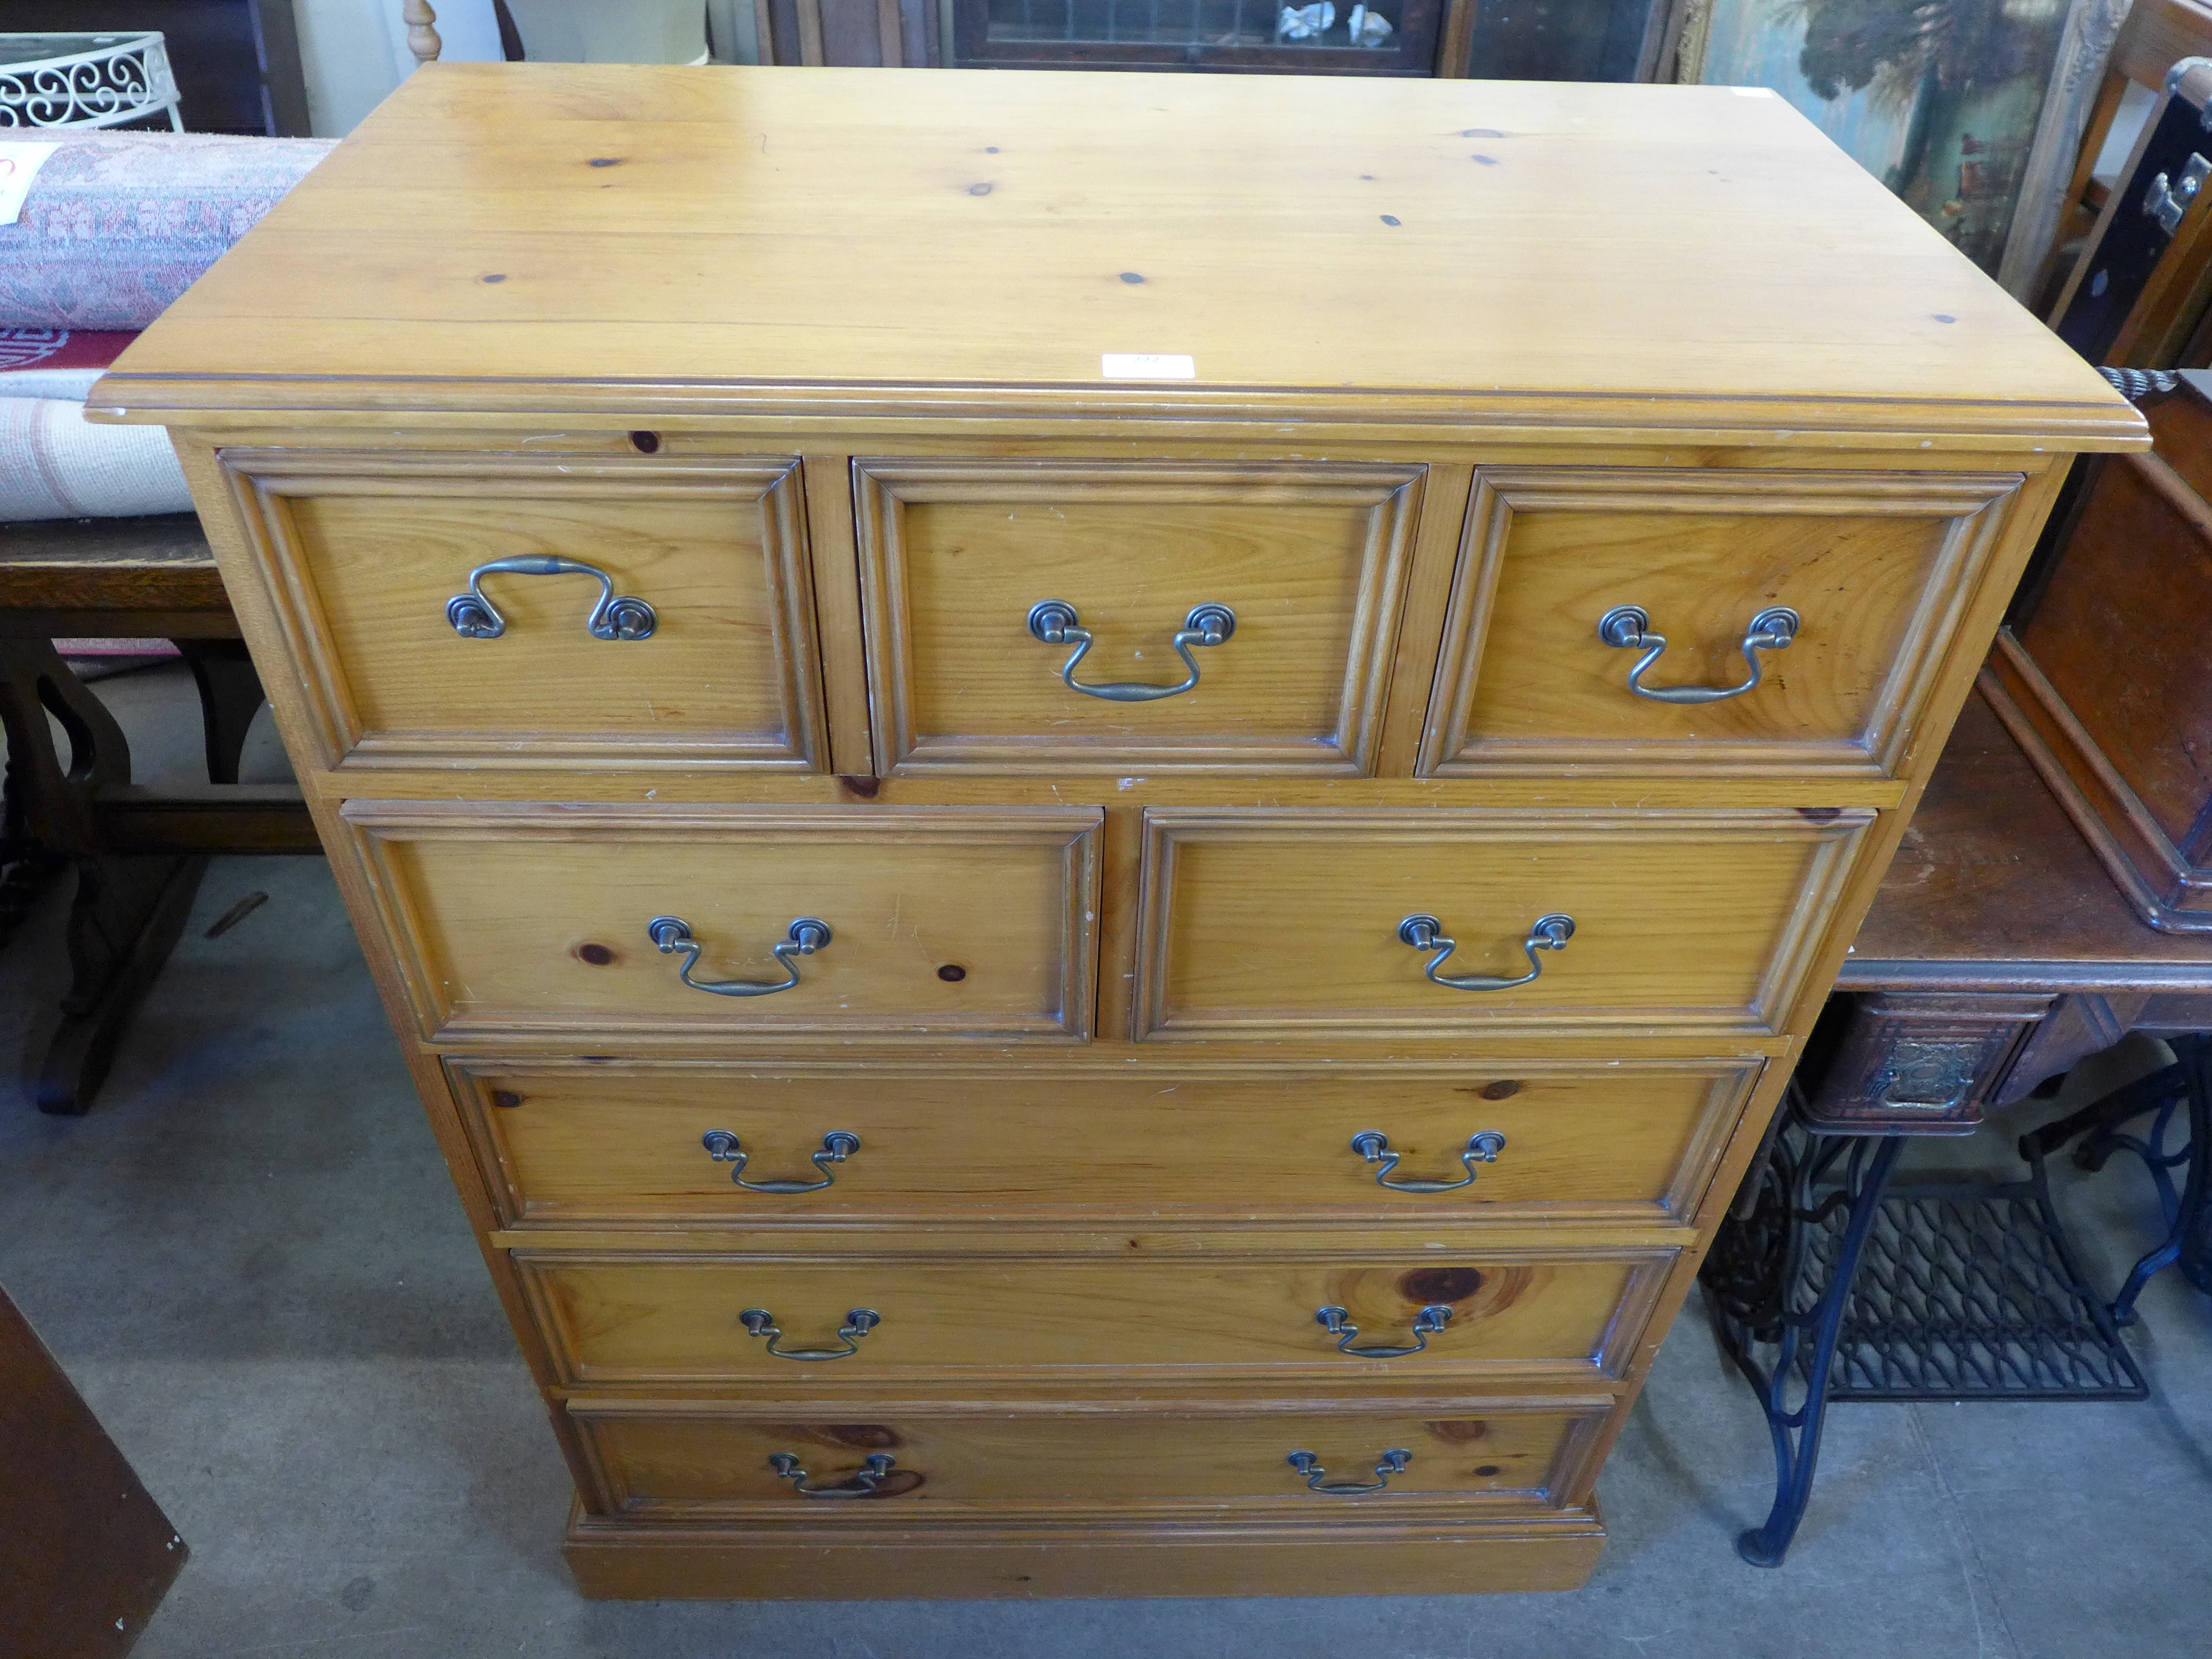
[1691,0,2070,274]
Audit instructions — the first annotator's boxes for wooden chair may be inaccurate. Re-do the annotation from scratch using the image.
[0,514,319,1115]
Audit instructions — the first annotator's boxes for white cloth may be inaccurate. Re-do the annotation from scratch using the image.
[0,396,192,520]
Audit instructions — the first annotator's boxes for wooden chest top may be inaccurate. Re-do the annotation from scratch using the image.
[95,64,2136,447]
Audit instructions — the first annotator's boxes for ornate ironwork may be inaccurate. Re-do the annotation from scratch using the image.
[0,33,183,130]
[1705,1102,2145,1568]
[2026,1032,2212,1321]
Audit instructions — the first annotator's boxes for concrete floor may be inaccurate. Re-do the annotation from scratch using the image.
[4,664,2212,1657]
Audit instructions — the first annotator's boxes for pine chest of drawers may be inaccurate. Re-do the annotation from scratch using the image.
[95,64,2141,1599]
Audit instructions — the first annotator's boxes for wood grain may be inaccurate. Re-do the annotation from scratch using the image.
[92,68,2137,447]
[511,1244,1674,1388]
[567,1398,1605,1514]
[340,800,1102,1042]
[220,449,828,773]
[1131,806,1872,1041]
[1420,469,2023,777]
[448,1056,1760,1228]
[853,459,1424,775]
[562,1509,1606,1598]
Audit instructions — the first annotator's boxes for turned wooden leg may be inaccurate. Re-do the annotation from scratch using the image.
[175,638,266,786]
[0,640,206,1116]
[404,0,443,65]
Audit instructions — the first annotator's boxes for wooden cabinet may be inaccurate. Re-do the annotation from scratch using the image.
[98,66,2139,1599]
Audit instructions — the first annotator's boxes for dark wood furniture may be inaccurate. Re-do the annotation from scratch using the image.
[404,0,1667,80]
[944,0,1668,75]
[0,1278,186,1656]
[1815,685,2212,1136]
[1703,680,2212,1567]
[950,0,1448,75]
[1992,369,2212,933]
[0,514,318,1116]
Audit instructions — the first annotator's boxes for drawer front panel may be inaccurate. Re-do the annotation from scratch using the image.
[513,1248,1672,1388]
[343,802,1101,1042]
[1133,807,1871,1041]
[1419,469,2022,778]
[854,459,1425,775]
[456,1059,1757,1227]
[569,1401,1607,1516]
[220,450,828,772]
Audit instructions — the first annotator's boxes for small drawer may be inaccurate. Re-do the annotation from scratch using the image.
[511,1245,1672,1389]
[854,458,1425,775]
[1418,468,2023,778]
[219,449,827,772]
[1133,806,1871,1041]
[454,1057,1758,1228]
[341,802,1101,1043]
[568,1399,1609,1518]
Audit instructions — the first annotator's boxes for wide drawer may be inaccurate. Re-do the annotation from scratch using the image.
[454,1057,1758,1228]
[511,1245,1673,1389]
[1132,806,1871,1041]
[568,1398,1609,1517]
[342,802,1101,1043]
[1418,468,2023,778]
[853,458,1426,775]
[219,449,828,772]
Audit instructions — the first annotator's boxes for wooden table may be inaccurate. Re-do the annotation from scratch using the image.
[0,515,317,1115]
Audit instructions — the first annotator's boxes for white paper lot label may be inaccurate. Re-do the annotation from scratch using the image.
[1101,353,1196,379]
[0,143,59,226]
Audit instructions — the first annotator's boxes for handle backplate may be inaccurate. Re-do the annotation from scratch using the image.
[446,554,656,641]
[1399,912,1573,993]
[1027,598,1235,702]
[648,915,830,997]
[1286,1448,1411,1495]
[740,1305,880,1362]
[1350,1130,1506,1193]
[1315,1303,1453,1359]
[702,1129,860,1193]
[769,1452,897,1497]
[1597,603,1797,705]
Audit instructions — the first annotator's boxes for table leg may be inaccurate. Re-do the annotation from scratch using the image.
[0,639,207,1116]
[2028,1034,2212,1322]
[1703,1123,1905,1567]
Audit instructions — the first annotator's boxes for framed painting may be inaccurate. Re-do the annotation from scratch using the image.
[1672,0,2079,276]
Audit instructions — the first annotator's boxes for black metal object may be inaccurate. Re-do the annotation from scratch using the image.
[2053,66,2212,364]
[2023,1033,2212,1322]
[1704,1105,2144,1566]
[1702,1123,1905,1567]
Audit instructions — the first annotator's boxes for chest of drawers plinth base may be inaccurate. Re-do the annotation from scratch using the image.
[563,1508,1609,1600]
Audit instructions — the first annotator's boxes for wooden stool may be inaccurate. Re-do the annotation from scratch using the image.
[0,512,320,1115]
